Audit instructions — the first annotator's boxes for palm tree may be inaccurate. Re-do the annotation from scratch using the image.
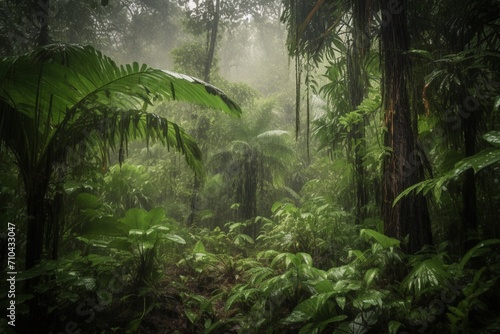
[209,129,294,236]
[0,44,241,325]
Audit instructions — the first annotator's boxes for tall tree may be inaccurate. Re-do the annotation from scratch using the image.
[417,0,500,254]
[348,0,372,223]
[281,0,372,223]
[380,0,432,253]
[0,44,241,328]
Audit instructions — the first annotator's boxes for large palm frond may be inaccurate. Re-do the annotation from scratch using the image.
[0,44,241,173]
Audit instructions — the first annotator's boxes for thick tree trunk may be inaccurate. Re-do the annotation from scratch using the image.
[380,0,432,253]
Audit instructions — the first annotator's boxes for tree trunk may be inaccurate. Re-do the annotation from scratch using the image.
[35,0,50,46]
[461,109,478,254]
[349,0,371,224]
[380,0,432,253]
[240,150,258,219]
[24,179,49,332]
[204,0,220,83]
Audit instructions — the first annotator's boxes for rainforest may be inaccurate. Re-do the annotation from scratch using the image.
[0,0,499,333]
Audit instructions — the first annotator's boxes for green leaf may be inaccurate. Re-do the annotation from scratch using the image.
[164,233,186,244]
[493,96,500,113]
[184,309,197,323]
[394,134,500,205]
[120,208,148,230]
[335,296,346,310]
[271,201,282,213]
[80,215,125,237]
[0,44,242,185]
[402,258,451,296]
[145,207,166,226]
[193,240,206,253]
[75,193,101,210]
[459,239,500,269]
[315,280,335,294]
[360,229,400,248]
[297,252,313,266]
[129,229,146,236]
[483,131,500,147]
[234,234,254,245]
[407,49,434,61]
[388,320,402,334]
[364,268,379,287]
[283,292,336,323]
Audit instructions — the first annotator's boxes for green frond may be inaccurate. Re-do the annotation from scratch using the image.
[0,44,241,174]
[1,44,241,122]
[68,109,203,174]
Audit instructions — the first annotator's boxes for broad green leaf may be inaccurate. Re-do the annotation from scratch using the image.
[120,208,148,230]
[145,207,166,226]
[234,234,254,245]
[364,268,380,287]
[164,233,186,244]
[297,252,313,266]
[494,96,500,113]
[388,320,402,334]
[79,215,125,237]
[319,315,349,326]
[360,229,400,248]
[107,237,132,250]
[353,289,385,309]
[335,296,346,310]
[129,229,146,236]
[283,292,336,323]
[75,193,101,210]
[315,280,335,294]
[483,131,500,147]
[193,240,206,253]
[86,254,116,266]
[185,309,198,324]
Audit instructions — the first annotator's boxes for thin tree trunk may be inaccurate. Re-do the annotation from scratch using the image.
[380,0,432,253]
[24,180,49,332]
[204,0,220,83]
[349,0,371,224]
[35,0,50,46]
[461,110,478,254]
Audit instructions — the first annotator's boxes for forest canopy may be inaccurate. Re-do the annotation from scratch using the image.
[0,0,499,333]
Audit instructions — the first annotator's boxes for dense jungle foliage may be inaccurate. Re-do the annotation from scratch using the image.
[1,0,500,333]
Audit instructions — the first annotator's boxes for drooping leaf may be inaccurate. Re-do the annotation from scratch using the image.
[459,239,500,269]
[402,258,451,297]
[394,132,500,205]
[283,292,336,323]
[0,43,242,181]
[364,268,380,288]
[360,229,400,248]
[483,131,500,147]
[164,233,186,244]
